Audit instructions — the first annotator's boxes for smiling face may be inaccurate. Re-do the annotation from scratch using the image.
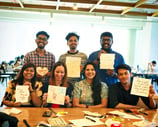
[100,36,113,50]
[54,65,65,82]
[67,36,78,50]
[85,64,96,80]
[35,34,48,49]
[117,69,132,85]
[23,67,35,81]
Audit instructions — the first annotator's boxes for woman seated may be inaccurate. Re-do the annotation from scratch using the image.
[43,61,73,108]
[73,62,108,108]
[2,63,43,107]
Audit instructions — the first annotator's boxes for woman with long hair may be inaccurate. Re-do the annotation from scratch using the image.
[43,61,73,108]
[2,63,43,107]
[73,62,108,108]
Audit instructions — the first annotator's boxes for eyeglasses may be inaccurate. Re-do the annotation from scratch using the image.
[101,39,112,42]
[37,37,47,41]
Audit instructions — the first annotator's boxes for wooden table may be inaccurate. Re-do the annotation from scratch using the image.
[9,108,158,127]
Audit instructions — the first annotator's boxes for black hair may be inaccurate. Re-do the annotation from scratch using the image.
[100,32,113,40]
[82,62,101,105]
[65,32,80,41]
[152,60,156,64]
[116,64,131,73]
[12,63,37,89]
[36,31,50,39]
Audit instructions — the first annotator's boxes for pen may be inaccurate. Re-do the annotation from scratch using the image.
[49,108,57,115]
[23,119,30,127]
[139,111,148,115]
[85,117,96,122]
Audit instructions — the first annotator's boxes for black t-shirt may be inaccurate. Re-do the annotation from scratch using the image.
[108,82,152,108]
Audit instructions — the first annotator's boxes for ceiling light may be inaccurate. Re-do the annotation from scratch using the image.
[73,3,78,10]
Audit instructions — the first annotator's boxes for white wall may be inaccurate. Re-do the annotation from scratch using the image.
[0,9,157,70]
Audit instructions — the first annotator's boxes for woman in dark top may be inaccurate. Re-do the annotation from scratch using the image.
[43,61,73,108]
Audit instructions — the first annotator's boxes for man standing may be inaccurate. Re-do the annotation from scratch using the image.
[59,32,87,85]
[24,31,55,92]
[88,32,125,86]
[108,64,157,109]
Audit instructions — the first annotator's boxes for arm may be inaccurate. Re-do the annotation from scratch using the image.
[72,82,86,108]
[2,81,21,107]
[24,82,42,107]
[88,98,107,108]
[2,99,21,107]
[30,91,42,107]
[73,98,87,108]
[115,103,140,109]
[148,85,157,108]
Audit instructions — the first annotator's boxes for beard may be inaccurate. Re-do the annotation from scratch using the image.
[38,45,45,49]
[38,43,45,49]
[101,43,112,53]
[70,46,77,50]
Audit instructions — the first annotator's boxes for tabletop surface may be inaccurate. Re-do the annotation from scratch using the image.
[7,107,158,127]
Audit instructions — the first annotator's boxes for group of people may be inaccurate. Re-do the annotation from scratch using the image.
[1,31,157,109]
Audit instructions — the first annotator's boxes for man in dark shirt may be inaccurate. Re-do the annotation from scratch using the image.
[108,64,157,109]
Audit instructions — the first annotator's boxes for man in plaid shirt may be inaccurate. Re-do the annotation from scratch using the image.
[24,31,55,92]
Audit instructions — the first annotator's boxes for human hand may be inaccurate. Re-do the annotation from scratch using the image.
[106,69,114,76]
[149,85,155,98]
[65,95,70,104]
[12,102,21,107]
[42,93,48,102]
[80,65,84,72]
[97,50,107,60]
[23,81,33,91]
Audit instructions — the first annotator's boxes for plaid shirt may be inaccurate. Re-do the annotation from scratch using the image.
[24,49,55,82]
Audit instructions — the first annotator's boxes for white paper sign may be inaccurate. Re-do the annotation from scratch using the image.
[66,57,81,77]
[47,85,66,105]
[15,85,30,103]
[130,77,151,97]
[100,54,115,69]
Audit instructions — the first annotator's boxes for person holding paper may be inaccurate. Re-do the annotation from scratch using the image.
[73,62,108,108]
[108,64,157,109]
[2,63,43,107]
[24,31,55,93]
[59,32,87,85]
[42,61,73,108]
[88,32,125,87]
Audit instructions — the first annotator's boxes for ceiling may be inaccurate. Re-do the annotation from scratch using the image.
[0,0,158,19]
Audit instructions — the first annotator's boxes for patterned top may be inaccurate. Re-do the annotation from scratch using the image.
[59,51,87,85]
[73,79,108,106]
[3,81,43,107]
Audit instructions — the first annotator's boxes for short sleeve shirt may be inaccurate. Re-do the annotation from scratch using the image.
[73,79,108,106]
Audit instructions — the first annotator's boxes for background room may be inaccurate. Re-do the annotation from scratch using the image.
[0,10,158,72]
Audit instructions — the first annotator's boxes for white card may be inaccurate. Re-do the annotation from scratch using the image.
[100,54,115,69]
[47,85,66,105]
[131,77,151,97]
[15,85,30,103]
[66,57,81,78]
